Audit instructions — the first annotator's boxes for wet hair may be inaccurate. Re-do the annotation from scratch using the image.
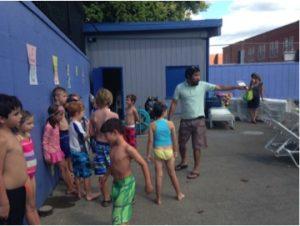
[52,86,67,102]
[185,66,200,79]
[100,118,124,134]
[0,94,22,119]
[67,93,81,103]
[95,88,113,108]
[152,101,167,119]
[126,94,137,104]
[20,110,33,125]
[66,101,84,117]
[47,104,62,128]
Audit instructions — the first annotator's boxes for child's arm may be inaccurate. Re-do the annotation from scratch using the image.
[146,123,154,162]
[0,137,10,219]
[169,121,178,158]
[133,107,140,123]
[259,83,264,101]
[127,145,153,194]
[88,114,96,138]
[42,124,52,162]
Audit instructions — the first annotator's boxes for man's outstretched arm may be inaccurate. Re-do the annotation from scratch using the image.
[215,85,246,91]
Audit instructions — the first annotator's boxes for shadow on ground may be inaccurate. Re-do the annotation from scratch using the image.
[44,195,77,209]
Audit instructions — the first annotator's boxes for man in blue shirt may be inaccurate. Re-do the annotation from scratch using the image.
[168,66,245,179]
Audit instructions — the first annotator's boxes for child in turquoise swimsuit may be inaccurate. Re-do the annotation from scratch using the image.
[146,101,185,205]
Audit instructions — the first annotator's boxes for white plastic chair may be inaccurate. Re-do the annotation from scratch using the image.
[209,107,235,129]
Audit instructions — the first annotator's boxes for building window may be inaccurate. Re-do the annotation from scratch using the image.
[247,47,255,61]
[269,42,273,57]
[284,38,289,51]
[284,37,294,51]
[274,41,279,55]
[269,41,279,57]
[288,36,294,51]
[258,44,265,60]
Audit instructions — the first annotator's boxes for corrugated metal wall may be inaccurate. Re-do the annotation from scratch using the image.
[86,33,208,107]
[209,62,299,100]
[0,2,90,207]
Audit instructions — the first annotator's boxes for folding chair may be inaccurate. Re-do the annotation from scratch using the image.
[264,118,299,168]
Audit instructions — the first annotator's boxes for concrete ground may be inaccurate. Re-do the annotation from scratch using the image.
[41,120,299,225]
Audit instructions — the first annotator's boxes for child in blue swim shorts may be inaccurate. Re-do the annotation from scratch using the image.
[67,101,100,200]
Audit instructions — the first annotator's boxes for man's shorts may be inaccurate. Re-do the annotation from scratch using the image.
[178,117,207,150]
[92,140,111,175]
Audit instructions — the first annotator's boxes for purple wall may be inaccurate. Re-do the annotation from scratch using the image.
[209,62,299,100]
[0,2,90,207]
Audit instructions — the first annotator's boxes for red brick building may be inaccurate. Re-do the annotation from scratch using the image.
[223,21,299,64]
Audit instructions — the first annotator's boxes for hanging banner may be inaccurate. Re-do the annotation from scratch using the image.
[66,64,71,89]
[75,66,79,76]
[81,70,85,85]
[52,55,59,85]
[26,44,38,85]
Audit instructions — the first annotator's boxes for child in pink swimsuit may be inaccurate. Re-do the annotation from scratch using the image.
[16,110,40,224]
[43,104,75,194]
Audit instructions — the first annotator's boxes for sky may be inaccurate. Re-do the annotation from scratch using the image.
[192,0,300,54]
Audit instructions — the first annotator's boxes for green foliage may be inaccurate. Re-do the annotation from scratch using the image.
[83,1,209,23]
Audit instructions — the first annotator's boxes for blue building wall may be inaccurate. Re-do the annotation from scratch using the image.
[0,2,90,207]
[209,62,299,100]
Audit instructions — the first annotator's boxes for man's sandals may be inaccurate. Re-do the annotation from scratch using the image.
[175,164,188,171]
[187,171,200,179]
[175,164,200,179]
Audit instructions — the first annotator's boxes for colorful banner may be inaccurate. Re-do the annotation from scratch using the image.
[52,55,59,85]
[66,64,71,89]
[81,70,85,84]
[26,44,38,85]
[75,66,79,76]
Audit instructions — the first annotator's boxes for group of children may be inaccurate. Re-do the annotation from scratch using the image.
[0,86,184,225]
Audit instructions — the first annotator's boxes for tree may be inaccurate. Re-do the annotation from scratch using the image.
[82,1,209,23]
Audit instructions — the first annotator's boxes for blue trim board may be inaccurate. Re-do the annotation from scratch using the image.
[84,19,222,37]
[206,38,209,82]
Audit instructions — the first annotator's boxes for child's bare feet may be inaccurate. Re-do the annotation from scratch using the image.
[81,190,87,196]
[66,189,77,196]
[155,198,162,205]
[86,192,101,201]
[177,193,185,201]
